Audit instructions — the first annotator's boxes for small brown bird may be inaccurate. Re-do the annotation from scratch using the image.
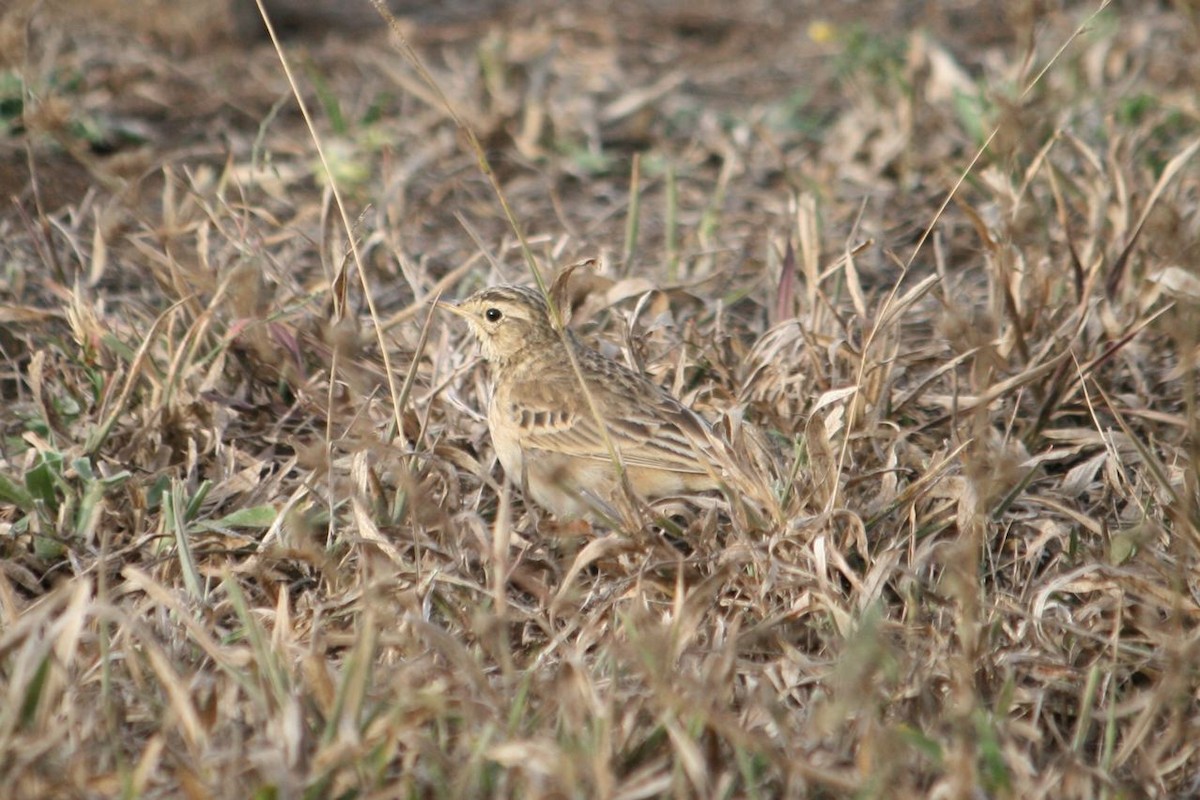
[440,284,774,519]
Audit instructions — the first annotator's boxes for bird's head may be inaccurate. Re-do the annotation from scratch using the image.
[439,285,562,366]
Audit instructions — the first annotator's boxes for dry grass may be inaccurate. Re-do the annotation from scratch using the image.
[2,0,1199,797]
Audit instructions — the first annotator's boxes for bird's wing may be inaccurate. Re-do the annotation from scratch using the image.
[501,372,716,476]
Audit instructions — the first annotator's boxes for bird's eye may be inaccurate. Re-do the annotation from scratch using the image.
[485,307,503,322]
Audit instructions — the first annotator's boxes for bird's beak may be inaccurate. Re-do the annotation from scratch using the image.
[435,299,469,319]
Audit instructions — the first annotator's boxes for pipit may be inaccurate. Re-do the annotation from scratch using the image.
[441,284,773,519]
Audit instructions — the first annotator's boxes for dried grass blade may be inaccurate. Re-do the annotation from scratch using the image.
[1106,137,1200,297]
